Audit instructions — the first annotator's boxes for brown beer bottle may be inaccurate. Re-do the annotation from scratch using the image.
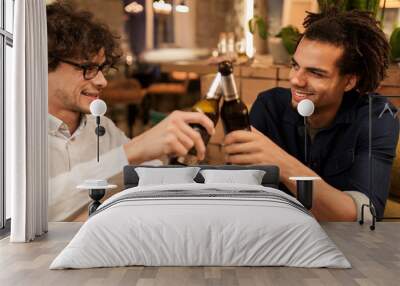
[219,61,250,134]
[170,73,222,165]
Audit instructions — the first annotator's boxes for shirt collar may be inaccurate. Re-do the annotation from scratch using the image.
[48,113,88,137]
[282,89,361,127]
[48,114,64,133]
[331,89,360,125]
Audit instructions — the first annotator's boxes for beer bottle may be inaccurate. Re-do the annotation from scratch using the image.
[170,73,222,165]
[219,61,250,134]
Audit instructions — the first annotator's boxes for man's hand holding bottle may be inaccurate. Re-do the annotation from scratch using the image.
[123,111,215,164]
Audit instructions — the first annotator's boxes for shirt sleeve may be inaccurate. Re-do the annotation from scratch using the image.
[249,88,294,156]
[102,116,130,145]
[347,106,399,218]
[344,191,372,222]
[249,91,273,135]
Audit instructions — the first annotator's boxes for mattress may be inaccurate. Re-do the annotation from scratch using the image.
[50,183,351,269]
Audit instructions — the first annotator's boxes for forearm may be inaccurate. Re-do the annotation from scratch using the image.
[278,155,357,221]
[123,134,147,164]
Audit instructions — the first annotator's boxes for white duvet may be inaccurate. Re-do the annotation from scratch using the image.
[50,183,351,269]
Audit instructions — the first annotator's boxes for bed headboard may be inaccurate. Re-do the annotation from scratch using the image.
[123,165,280,189]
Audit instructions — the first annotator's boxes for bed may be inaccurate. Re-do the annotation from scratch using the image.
[50,165,350,269]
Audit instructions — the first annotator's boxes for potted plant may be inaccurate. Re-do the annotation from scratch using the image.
[249,0,396,65]
[248,17,300,64]
[272,26,301,64]
[317,0,381,16]
[390,27,400,64]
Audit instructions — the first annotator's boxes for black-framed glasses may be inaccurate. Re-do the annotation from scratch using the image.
[58,59,112,80]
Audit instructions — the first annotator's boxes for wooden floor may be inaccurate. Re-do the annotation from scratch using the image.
[1,222,400,286]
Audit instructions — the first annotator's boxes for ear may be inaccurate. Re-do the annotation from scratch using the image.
[344,74,358,92]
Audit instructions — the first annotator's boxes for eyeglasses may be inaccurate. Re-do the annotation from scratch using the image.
[58,59,112,80]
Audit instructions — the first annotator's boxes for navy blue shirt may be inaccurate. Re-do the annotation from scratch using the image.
[250,87,399,218]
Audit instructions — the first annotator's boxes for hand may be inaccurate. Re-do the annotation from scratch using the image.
[223,126,288,165]
[124,111,215,163]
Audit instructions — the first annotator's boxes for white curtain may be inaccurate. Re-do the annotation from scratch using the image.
[9,0,48,242]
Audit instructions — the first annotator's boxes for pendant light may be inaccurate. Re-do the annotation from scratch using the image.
[124,1,144,14]
[175,0,189,13]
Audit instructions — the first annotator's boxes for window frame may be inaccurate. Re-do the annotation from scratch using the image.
[1,0,14,233]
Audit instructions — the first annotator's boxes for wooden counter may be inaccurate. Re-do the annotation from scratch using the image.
[1,222,399,286]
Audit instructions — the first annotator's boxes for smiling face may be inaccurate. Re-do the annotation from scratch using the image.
[48,48,108,115]
[289,38,357,117]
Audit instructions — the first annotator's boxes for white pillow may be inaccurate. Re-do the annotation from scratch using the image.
[135,167,200,186]
[200,169,266,185]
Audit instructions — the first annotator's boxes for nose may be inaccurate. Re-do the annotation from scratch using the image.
[289,68,307,88]
[91,70,108,89]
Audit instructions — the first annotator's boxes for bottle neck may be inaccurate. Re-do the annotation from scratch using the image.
[221,74,239,101]
[205,72,222,100]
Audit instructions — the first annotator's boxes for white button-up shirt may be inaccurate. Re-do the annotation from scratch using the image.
[48,114,131,221]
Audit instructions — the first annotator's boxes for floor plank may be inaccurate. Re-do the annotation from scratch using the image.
[1,222,400,286]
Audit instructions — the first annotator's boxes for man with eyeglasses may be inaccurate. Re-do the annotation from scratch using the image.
[47,3,214,221]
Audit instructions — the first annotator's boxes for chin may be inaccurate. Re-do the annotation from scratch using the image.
[78,98,94,113]
[75,104,91,114]
[291,99,299,109]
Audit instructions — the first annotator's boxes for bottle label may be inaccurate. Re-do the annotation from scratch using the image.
[221,74,238,101]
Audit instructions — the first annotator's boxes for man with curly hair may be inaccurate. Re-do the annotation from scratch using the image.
[224,9,399,221]
[47,2,214,220]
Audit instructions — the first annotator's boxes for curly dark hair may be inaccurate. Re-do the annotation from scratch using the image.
[301,8,390,95]
[47,1,122,71]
